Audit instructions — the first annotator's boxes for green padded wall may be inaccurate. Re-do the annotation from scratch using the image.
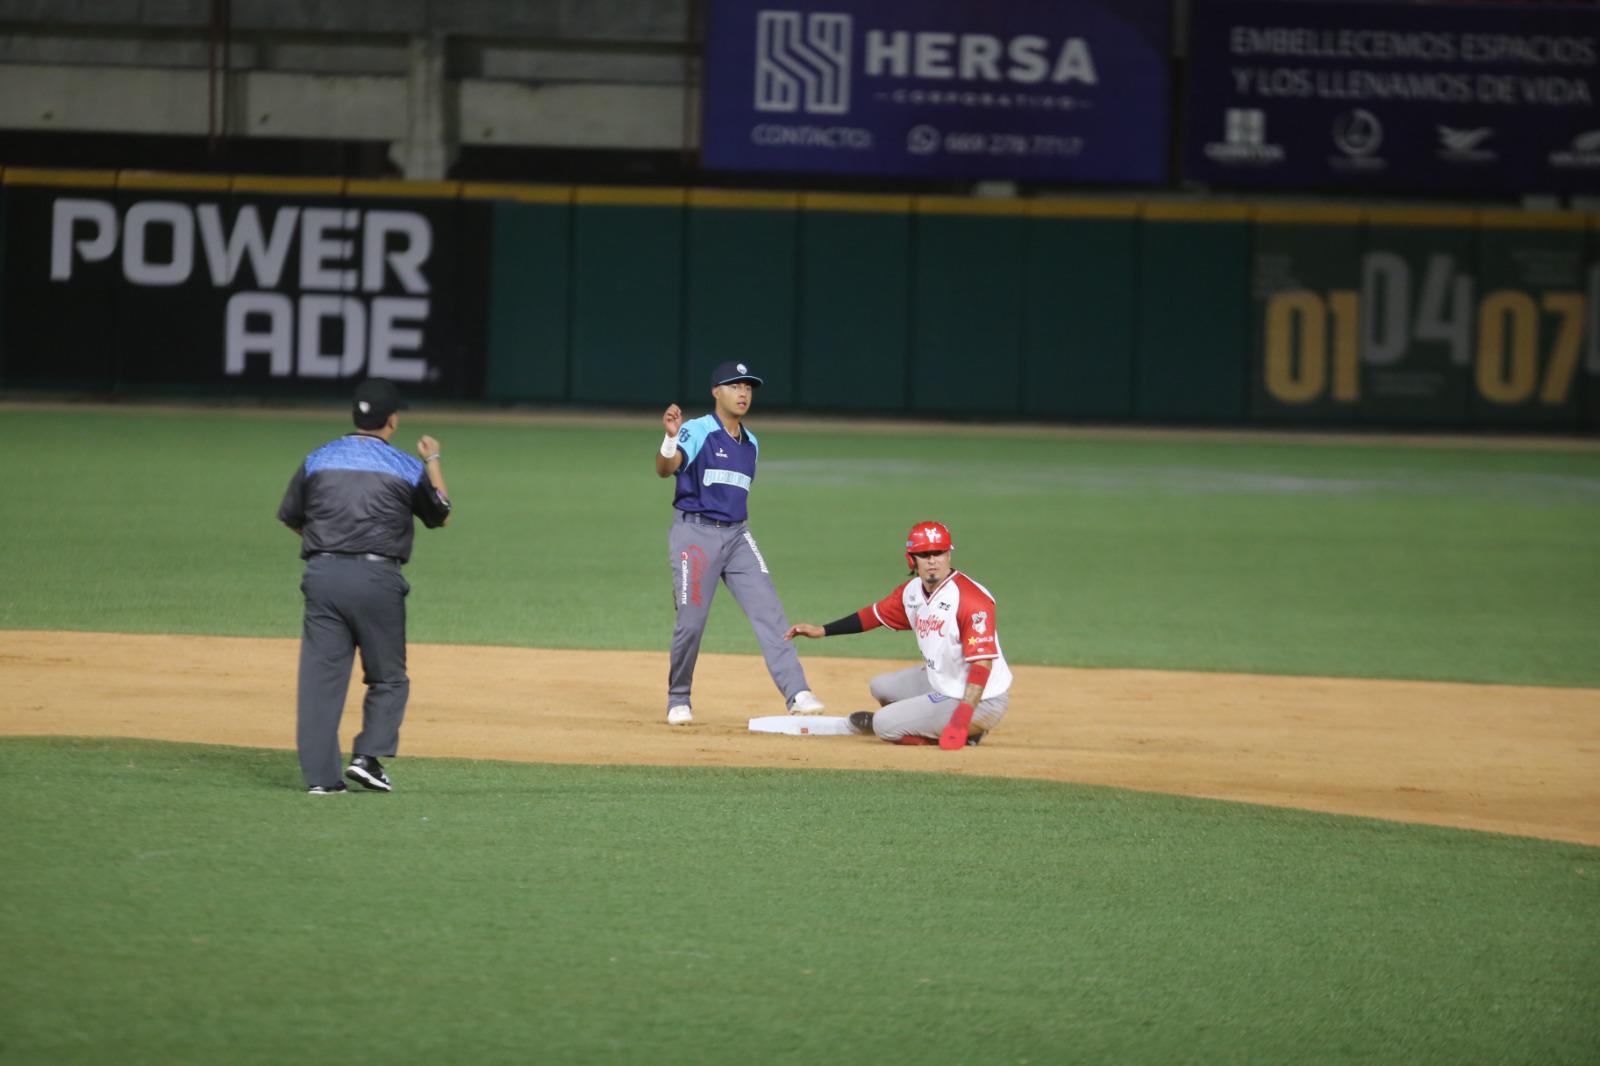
[1249,208,1365,424]
[684,193,798,407]
[795,196,911,411]
[484,198,572,402]
[1022,207,1139,419]
[0,182,6,386]
[569,191,685,407]
[910,202,1024,415]
[1135,208,1252,421]
[1470,213,1587,429]
[1359,211,1477,425]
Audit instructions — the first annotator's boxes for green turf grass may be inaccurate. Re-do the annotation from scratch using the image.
[0,737,1594,1065]
[1,407,1597,684]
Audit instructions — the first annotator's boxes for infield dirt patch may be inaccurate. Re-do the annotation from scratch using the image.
[3,629,1597,846]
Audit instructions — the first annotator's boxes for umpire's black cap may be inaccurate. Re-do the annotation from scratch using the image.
[710,361,763,388]
[352,378,409,429]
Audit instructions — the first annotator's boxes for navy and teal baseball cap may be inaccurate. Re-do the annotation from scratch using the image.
[710,361,763,388]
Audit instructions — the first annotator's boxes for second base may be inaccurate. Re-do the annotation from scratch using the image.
[747,715,856,736]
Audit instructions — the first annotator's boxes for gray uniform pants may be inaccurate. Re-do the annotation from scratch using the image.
[668,512,810,711]
[867,665,1010,741]
[297,554,410,787]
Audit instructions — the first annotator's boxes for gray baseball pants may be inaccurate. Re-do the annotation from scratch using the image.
[667,512,810,711]
[296,553,410,788]
[867,665,1010,741]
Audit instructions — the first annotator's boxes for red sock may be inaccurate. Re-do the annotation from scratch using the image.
[892,735,932,746]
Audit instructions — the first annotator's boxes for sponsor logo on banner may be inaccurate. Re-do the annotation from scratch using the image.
[756,10,852,113]
[1329,109,1386,172]
[1203,108,1285,164]
[48,197,436,382]
[1549,129,1600,168]
[750,13,870,152]
[1436,125,1497,164]
[742,6,1114,160]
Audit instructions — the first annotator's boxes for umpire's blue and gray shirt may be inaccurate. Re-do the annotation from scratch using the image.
[278,434,451,561]
[673,414,759,523]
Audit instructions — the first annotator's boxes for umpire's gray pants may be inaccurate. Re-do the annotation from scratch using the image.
[667,512,810,711]
[867,665,1010,741]
[297,554,410,788]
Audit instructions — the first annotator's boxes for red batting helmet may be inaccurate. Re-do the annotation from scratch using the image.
[905,520,954,571]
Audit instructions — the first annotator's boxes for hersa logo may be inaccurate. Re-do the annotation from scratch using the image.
[49,198,435,382]
[753,7,1101,116]
[756,10,852,114]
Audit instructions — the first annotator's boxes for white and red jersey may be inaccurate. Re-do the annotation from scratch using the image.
[857,571,1011,700]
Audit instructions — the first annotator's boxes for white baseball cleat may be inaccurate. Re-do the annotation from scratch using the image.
[666,705,694,726]
[788,690,826,714]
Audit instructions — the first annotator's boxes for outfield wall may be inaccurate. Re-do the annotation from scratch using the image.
[3,168,1596,429]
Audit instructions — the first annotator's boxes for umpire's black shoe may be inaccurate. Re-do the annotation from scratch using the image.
[307,782,348,795]
[345,755,392,792]
[848,711,876,735]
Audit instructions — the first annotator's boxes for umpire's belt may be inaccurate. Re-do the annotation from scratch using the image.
[677,511,742,528]
[310,551,400,564]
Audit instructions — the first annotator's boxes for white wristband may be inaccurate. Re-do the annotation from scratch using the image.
[659,433,678,459]
[423,453,441,463]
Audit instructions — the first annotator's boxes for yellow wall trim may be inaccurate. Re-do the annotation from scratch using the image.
[116,171,232,192]
[914,196,1026,217]
[1254,205,1364,225]
[345,179,461,199]
[574,186,688,207]
[3,167,117,188]
[460,182,573,204]
[1475,209,1587,231]
[798,192,912,213]
[687,189,801,210]
[230,175,346,196]
[1028,199,1142,219]
[1363,207,1480,228]
[1142,203,1252,222]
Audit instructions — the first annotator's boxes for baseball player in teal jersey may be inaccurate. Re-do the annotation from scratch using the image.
[654,361,823,725]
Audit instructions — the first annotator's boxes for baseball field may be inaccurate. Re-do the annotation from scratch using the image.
[1,402,1597,1064]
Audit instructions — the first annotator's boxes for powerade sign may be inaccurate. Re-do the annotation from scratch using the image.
[52,199,437,381]
[1,186,488,395]
[1184,0,1600,193]
[701,0,1170,182]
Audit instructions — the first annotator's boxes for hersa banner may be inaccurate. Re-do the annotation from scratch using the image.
[1185,0,1600,194]
[1,179,488,397]
[700,0,1170,182]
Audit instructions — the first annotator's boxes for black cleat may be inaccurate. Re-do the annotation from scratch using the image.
[345,754,392,792]
[848,710,876,735]
[307,782,348,795]
[965,730,986,747]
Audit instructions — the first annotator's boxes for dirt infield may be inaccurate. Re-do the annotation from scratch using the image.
[2,629,1596,845]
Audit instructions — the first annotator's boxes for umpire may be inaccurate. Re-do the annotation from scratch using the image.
[277,378,452,795]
